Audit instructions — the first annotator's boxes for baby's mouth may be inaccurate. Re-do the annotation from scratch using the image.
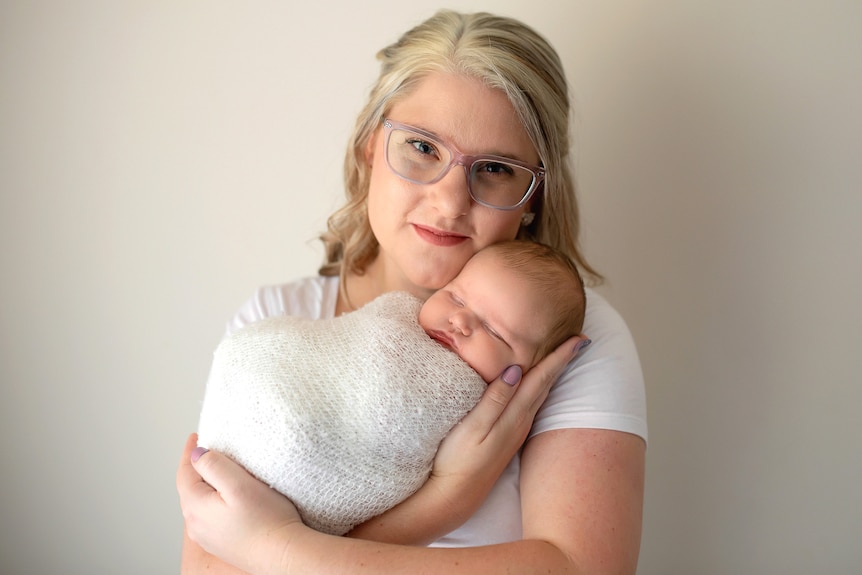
[427,329,456,352]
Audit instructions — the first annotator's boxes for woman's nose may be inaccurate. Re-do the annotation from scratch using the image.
[428,165,471,218]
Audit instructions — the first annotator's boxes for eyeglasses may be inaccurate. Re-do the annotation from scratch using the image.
[382,119,544,210]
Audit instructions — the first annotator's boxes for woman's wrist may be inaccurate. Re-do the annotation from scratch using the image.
[346,472,480,545]
[247,520,311,575]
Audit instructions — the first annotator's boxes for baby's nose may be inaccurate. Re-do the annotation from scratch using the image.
[450,311,474,335]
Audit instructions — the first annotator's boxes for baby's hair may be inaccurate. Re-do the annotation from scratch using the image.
[480,240,586,361]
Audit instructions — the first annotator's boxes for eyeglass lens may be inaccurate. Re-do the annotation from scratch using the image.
[386,127,535,209]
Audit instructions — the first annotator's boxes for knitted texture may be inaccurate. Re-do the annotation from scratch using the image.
[197,291,486,535]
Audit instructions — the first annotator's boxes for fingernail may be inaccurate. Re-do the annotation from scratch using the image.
[501,365,522,386]
[574,338,592,354]
[191,446,209,462]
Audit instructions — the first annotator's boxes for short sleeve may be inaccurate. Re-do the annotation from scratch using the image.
[528,288,648,444]
[224,276,340,336]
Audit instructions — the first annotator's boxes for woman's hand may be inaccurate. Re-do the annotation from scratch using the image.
[429,336,590,513]
[348,335,590,543]
[177,433,305,574]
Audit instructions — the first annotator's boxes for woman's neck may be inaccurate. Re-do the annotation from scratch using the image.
[338,257,434,315]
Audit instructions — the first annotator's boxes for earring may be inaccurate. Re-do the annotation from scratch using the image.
[520,212,535,226]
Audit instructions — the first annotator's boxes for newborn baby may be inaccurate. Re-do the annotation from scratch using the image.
[197,292,486,535]
[197,240,587,535]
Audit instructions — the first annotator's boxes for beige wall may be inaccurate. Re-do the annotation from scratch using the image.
[1,1,859,573]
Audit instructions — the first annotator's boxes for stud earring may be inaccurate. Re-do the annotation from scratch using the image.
[520,212,535,226]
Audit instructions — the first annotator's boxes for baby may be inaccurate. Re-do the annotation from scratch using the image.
[196,240,586,535]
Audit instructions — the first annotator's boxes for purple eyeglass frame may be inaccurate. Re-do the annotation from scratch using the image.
[382,118,545,210]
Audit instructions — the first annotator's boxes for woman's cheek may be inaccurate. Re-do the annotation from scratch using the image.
[474,212,524,248]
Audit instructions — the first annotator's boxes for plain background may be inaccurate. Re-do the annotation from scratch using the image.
[1,1,860,573]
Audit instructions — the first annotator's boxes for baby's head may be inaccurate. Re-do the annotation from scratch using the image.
[418,240,586,382]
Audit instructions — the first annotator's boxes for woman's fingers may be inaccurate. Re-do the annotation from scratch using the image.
[457,365,522,438]
[179,435,260,511]
[436,335,589,467]
[177,432,199,482]
[177,434,216,512]
[425,335,591,516]
[464,335,588,438]
[503,335,589,422]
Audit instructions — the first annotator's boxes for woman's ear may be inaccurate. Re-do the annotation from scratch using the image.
[364,130,379,167]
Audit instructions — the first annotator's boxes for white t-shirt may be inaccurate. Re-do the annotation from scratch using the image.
[216,275,647,547]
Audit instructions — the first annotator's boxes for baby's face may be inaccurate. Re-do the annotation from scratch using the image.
[418,251,550,382]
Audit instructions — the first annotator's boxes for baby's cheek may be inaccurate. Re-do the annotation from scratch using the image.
[471,342,507,383]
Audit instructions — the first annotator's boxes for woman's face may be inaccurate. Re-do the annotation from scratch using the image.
[364,72,539,297]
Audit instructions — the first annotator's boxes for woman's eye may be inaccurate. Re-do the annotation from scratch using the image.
[477,161,515,177]
[407,138,438,157]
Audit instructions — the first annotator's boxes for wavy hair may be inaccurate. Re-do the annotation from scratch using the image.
[318,9,602,289]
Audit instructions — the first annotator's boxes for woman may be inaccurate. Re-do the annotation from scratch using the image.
[178,9,647,574]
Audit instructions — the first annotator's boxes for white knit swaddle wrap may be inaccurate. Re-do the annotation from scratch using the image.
[197,291,486,535]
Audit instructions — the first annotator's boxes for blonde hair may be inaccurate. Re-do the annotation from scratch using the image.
[319,9,602,289]
[478,240,586,362]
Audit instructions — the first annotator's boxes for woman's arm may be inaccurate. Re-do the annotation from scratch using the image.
[179,427,645,575]
[182,527,249,575]
[346,336,589,544]
[520,428,645,573]
[178,331,648,573]
[179,336,589,571]
[305,427,645,574]
[179,433,256,575]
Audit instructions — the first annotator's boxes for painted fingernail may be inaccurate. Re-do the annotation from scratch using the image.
[501,365,522,386]
[191,446,209,462]
[574,338,592,354]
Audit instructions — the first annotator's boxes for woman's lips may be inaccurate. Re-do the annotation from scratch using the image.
[412,224,468,247]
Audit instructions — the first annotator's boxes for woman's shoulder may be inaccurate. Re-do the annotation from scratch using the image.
[224,276,340,336]
[531,287,648,443]
[581,287,636,344]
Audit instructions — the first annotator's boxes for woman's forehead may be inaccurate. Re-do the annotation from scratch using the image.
[386,73,537,162]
